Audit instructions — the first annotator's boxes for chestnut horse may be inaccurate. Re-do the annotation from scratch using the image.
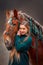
[3,10,43,65]
[3,10,19,50]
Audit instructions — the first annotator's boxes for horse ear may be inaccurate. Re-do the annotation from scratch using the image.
[13,9,18,18]
[6,10,10,20]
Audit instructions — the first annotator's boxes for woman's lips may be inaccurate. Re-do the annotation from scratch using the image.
[20,32,25,34]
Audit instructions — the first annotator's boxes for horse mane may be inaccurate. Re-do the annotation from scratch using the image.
[22,13,43,40]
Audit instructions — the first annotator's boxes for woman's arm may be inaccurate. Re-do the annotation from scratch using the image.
[15,35,32,52]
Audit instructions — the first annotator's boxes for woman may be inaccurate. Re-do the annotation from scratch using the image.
[12,21,32,65]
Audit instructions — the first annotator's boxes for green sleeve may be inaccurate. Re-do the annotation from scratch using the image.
[15,35,32,52]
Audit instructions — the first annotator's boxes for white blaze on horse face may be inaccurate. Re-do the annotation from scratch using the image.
[8,18,12,24]
[7,10,14,25]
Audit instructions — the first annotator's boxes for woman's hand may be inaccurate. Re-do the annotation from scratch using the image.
[17,30,21,36]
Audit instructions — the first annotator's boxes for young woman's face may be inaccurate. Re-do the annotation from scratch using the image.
[19,24,28,35]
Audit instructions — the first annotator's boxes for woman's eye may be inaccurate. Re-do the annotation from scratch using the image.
[20,29,25,30]
[23,28,25,30]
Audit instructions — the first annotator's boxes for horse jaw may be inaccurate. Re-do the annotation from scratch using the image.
[4,36,12,50]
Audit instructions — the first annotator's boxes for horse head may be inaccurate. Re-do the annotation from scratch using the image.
[3,9,25,50]
[3,9,19,50]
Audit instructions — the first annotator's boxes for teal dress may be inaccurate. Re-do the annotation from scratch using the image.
[12,35,32,65]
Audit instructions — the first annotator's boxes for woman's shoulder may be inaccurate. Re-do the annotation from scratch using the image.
[24,35,32,42]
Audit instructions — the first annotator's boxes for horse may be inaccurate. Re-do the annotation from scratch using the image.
[3,9,26,50]
[3,10,43,65]
[3,10,18,49]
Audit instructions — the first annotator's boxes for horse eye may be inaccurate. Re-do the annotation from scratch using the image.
[12,24,16,26]
[5,32,9,35]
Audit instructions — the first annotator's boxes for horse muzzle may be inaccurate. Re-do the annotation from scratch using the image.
[4,37,13,50]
